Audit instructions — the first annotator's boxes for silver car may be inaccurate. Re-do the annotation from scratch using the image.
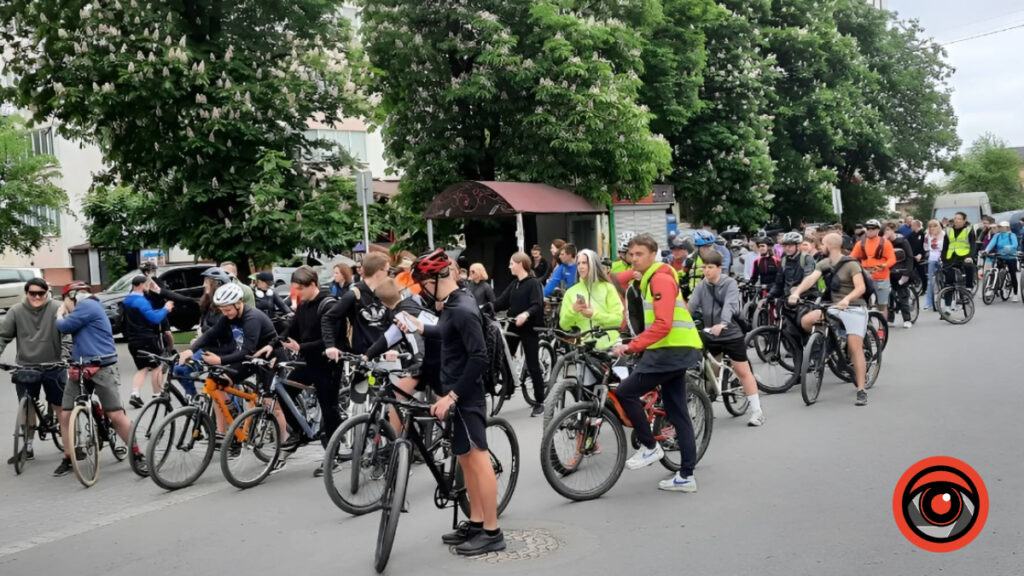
[0,267,44,311]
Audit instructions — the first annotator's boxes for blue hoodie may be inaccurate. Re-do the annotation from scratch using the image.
[985,232,1018,260]
[543,262,578,297]
[56,297,118,364]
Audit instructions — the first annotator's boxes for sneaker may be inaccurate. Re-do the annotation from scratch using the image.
[455,530,506,556]
[313,459,340,478]
[129,394,144,409]
[1014,295,1020,302]
[855,390,868,406]
[280,435,307,453]
[530,405,544,417]
[74,447,87,461]
[747,408,765,427]
[625,443,664,470]
[134,453,149,475]
[658,473,697,493]
[269,459,287,474]
[442,521,483,545]
[53,458,73,477]
[922,305,931,311]
[903,321,913,329]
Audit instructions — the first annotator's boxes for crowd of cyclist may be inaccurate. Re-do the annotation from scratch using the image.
[0,208,1014,556]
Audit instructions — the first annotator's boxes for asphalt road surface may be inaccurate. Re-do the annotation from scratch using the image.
[1,300,1021,576]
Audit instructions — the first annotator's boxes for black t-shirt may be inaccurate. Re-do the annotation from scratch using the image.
[191,306,278,365]
[321,282,389,354]
[424,289,488,403]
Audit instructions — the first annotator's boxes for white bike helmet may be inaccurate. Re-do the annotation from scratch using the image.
[212,283,244,306]
[782,232,803,245]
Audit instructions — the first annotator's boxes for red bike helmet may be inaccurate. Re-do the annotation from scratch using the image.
[411,249,452,284]
[62,281,90,297]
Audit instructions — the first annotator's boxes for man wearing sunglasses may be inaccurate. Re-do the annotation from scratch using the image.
[0,278,67,466]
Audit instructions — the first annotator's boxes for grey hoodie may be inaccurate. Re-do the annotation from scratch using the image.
[687,275,745,342]
[0,299,66,364]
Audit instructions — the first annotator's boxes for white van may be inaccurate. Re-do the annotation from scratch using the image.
[932,192,992,225]
[0,267,44,311]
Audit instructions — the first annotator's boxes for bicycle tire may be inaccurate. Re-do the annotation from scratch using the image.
[542,378,580,430]
[107,417,128,462]
[800,332,826,406]
[998,269,1013,301]
[220,407,281,489]
[70,405,100,487]
[488,357,515,417]
[540,403,626,501]
[455,416,520,517]
[867,310,889,350]
[520,341,554,408]
[687,384,713,464]
[147,406,215,490]
[982,270,996,305]
[13,396,30,475]
[128,397,173,477]
[938,287,974,325]
[745,326,797,394]
[722,374,749,417]
[864,326,883,389]
[652,412,681,472]
[908,288,920,323]
[374,441,410,574]
[324,413,396,515]
[46,405,64,453]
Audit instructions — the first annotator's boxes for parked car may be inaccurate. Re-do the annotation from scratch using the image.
[0,267,44,311]
[98,265,208,334]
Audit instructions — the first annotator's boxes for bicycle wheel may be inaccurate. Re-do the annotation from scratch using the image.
[221,407,281,489]
[520,341,553,407]
[687,384,713,464]
[800,332,827,406]
[981,270,996,305]
[128,398,173,477]
[488,358,515,417]
[12,396,30,475]
[867,310,889,350]
[455,416,520,517]
[324,413,396,515]
[539,403,625,501]
[69,405,100,487]
[745,326,797,394]
[374,441,410,574]
[107,418,128,462]
[998,269,1013,301]
[864,326,883,389]
[722,374,749,417]
[147,406,215,490]
[938,287,974,325]
[542,378,580,430]
[45,405,64,453]
[907,288,920,323]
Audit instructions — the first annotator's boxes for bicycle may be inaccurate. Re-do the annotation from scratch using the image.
[66,358,129,487]
[691,330,764,417]
[979,252,1016,305]
[220,357,311,489]
[798,303,883,406]
[744,299,806,394]
[539,347,713,502]
[887,273,920,324]
[373,387,520,573]
[489,313,554,410]
[127,351,196,477]
[145,362,261,490]
[2,362,65,474]
[933,262,975,325]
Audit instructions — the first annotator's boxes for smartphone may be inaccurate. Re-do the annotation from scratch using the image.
[576,294,586,304]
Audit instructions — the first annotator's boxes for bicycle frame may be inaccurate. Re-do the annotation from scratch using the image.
[197,375,260,441]
[265,374,318,440]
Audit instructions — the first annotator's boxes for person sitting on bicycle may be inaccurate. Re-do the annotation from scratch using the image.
[0,278,67,466]
[984,221,1020,302]
[768,232,817,304]
[559,249,624,351]
[55,282,142,476]
[488,252,546,416]
[941,211,978,297]
[748,238,779,290]
[687,251,765,427]
[611,233,703,493]
[883,222,918,328]
[788,234,870,407]
[397,249,505,556]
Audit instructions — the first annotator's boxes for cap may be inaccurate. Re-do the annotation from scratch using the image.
[999,221,1010,227]
[397,258,414,270]
[255,271,274,284]
[131,275,148,287]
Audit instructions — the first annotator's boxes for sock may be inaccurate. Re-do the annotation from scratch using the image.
[484,528,501,536]
[133,445,142,456]
[748,394,761,412]
[469,521,483,529]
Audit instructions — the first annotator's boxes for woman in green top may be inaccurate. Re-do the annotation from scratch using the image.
[559,249,625,349]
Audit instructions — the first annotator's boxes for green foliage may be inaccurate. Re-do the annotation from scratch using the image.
[82,182,155,275]
[947,134,1024,213]
[1,0,366,273]
[0,115,68,254]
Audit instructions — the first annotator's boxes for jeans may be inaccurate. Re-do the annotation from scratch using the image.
[925,260,939,308]
[514,328,546,403]
[617,369,697,477]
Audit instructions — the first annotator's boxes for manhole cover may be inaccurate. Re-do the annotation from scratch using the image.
[450,528,562,563]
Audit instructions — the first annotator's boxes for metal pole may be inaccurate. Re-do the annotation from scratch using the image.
[362,195,370,256]
[516,213,525,252]
[427,219,435,250]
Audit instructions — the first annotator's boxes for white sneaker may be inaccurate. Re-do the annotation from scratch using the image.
[625,443,664,470]
[658,473,697,493]
[1014,295,1020,302]
[903,321,913,329]
[747,408,765,427]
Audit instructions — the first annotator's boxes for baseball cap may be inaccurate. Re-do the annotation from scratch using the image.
[131,275,148,287]
[255,271,274,284]
[999,221,1010,227]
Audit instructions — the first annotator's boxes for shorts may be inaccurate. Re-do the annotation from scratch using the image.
[702,336,748,363]
[827,307,867,339]
[129,340,162,370]
[14,368,67,406]
[62,364,124,412]
[451,402,488,456]
[874,279,892,307]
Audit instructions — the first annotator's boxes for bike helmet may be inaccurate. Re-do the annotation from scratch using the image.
[864,219,882,229]
[729,239,745,249]
[212,283,245,306]
[781,232,803,245]
[692,229,716,247]
[411,249,452,284]
[62,281,89,297]
[618,241,630,253]
[202,266,234,284]
[755,236,772,247]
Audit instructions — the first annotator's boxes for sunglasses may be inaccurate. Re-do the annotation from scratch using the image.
[27,290,48,297]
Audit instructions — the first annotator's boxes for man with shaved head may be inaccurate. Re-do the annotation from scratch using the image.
[788,233,871,406]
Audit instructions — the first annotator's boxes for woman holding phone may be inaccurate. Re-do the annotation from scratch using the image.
[559,249,624,350]
[490,252,546,416]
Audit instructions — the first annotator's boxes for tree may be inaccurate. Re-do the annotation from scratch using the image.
[81,181,156,276]
[360,0,672,216]
[1,0,366,276]
[0,115,67,254]
[947,134,1024,213]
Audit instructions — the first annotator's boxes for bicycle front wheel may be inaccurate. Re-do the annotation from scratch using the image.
[12,396,31,475]
[867,311,888,350]
[147,406,215,490]
[938,287,974,325]
[722,374,750,417]
[324,413,396,515]
[221,407,282,489]
[687,384,713,464]
[540,404,625,501]
[69,405,100,487]
[455,416,520,517]
[745,326,797,393]
[520,341,554,407]
[542,377,580,430]
[374,441,410,574]
[129,398,173,477]
[864,327,883,389]
[982,270,996,305]
[800,332,827,406]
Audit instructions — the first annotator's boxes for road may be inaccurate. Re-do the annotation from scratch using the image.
[1,301,1021,576]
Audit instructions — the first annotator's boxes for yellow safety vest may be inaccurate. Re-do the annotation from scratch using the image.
[946,227,971,259]
[611,260,631,275]
[687,255,705,291]
[639,263,703,350]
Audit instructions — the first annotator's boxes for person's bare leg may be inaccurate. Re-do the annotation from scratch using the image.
[107,410,133,442]
[847,335,866,391]
[389,377,418,434]
[132,367,149,396]
[60,409,72,459]
[459,449,498,530]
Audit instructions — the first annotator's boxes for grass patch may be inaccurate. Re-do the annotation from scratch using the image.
[173,331,196,345]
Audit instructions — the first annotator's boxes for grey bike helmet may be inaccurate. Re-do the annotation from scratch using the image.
[782,232,803,245]
[212,283,245,306]
[202,266,234,284]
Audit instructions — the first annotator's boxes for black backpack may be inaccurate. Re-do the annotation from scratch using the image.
[480,314,513,397]
[825,257,876,302]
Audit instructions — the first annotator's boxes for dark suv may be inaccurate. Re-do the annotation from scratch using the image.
[98,265,209,334]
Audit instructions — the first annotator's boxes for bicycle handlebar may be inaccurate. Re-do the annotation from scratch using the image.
[0,362,66,372]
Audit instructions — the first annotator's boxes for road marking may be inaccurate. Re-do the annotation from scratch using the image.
[0,482,228,559]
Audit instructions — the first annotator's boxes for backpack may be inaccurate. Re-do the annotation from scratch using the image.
[859,237,886,260]
[479,314,513,397]
[825,257,876,303]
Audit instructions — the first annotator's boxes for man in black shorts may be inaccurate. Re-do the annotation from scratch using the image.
[687,251,765,427]
[123,275,174,408]
[402,249,505,556]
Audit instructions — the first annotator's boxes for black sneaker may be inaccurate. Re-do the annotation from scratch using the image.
[280,435,307,453]
[442,521,483,545]
[129,395,144,409]
[134,453,149,475]
[855,390,867,406]
[74,447,87,461]
[455,529,506,556]
[25,445,35,461]
[53,458,73,477]
[530,405,544,417]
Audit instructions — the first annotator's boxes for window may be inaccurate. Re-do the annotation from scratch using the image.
[304,129,368,163]
[30,128,54,156]
[21,206,61,236]
[160,270,187,291]
[0,269,23,285]
[181,268,206,290]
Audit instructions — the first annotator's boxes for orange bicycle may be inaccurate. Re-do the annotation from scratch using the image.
[146,363,260,490]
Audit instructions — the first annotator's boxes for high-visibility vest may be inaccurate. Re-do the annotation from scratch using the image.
[687,255,705,291]
[946,227,971,259]
[639,263,703,350]
[611,260,631,275]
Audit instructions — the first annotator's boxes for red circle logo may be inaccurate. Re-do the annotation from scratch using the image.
[893,456,988,552]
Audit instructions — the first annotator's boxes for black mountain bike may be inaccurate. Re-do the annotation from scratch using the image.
[127,351,196,477]
[799,303,883,406]
[934,262,975,325]
[2,362,65,474]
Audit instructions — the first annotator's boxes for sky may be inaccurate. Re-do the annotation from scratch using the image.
[887,0,1024,151]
